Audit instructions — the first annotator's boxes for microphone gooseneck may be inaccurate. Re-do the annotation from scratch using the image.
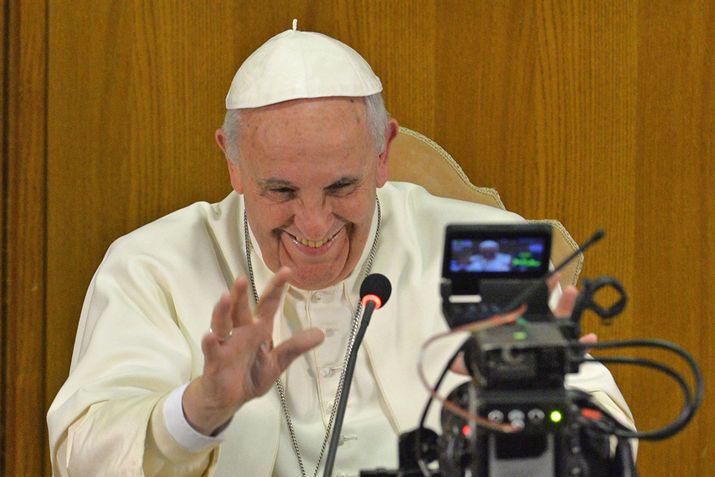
[323,273,391,477]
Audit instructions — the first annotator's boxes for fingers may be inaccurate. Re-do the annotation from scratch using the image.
[255,267,291,327]
[578,332,598,354]
[209,292,234,342]
[206,268,290,356]
[554,285,578,318]
[547,272,561,295]
[201,331,224,373]
[230,276,253,328]
[579,333,598,344]
[273,328,325,371]
[450,353,469,375]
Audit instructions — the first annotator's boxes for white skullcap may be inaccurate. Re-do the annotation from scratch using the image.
[225,20,382,109]
[479,240,499,250]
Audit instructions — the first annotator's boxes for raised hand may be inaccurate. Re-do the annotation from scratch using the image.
[182,267,325,435]
[548,274,597,345]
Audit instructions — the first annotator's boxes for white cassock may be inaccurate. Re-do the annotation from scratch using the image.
[47,182,634,476]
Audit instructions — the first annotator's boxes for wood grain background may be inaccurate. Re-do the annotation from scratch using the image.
[2,1,712,475]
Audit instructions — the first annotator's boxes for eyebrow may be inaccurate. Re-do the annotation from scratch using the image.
[257,176,361,190]
[257,178,295,189]
[325,176,360,188]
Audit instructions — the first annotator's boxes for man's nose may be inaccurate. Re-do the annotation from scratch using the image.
[293,198,334,239]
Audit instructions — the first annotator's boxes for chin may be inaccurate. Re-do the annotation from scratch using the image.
[290,268,343,291]
[277,236,355,290]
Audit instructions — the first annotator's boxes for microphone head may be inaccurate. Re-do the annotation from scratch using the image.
[360,273,392,309]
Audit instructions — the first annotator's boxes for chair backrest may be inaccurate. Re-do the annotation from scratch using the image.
[389,126,583,288]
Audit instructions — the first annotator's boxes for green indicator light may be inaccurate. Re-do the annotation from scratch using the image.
[550,410,563,423]
[514,331,527,341]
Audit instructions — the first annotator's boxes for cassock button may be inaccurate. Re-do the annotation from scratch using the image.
[338,434,358,446]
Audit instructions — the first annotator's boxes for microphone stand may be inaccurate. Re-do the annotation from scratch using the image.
[322,299,377,477]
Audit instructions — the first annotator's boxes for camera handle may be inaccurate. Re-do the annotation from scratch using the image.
[563,276,628,340]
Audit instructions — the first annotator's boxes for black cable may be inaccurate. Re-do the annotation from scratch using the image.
[575,339,703,411]
[576,355,694,440]
[615,436,638,477]
[415,346,463,476]
[572,338,703,440]
[419,347,463,428]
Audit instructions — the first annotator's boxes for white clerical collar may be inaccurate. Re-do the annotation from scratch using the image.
[243,198,380,307]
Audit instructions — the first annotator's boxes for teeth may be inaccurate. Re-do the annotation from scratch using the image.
[290,229,341,249]
[298,237,328,248]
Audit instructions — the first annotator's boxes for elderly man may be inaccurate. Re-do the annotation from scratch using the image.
[48,25,633,477]
[467,240,513,272]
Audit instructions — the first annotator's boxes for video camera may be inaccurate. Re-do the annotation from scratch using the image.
[362,224,702,477]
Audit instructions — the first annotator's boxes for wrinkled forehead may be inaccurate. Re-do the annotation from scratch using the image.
[241,96,367,127]
[237,97,372,155]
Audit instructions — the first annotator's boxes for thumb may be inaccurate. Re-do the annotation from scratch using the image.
[273,328,325,371]
[450,352,469,375]
[554,285,578,318]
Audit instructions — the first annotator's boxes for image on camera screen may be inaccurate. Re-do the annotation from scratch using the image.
[449,237,546,274]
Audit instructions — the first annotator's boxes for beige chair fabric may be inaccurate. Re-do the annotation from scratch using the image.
[389,126,583,288]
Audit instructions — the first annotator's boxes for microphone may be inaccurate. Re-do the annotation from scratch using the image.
[323,273,391,477]
[359,272,392,313]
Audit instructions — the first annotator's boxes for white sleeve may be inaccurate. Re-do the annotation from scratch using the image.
[164,383,228,453]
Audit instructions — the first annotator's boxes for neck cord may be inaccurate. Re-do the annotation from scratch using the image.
[243,198,381,477]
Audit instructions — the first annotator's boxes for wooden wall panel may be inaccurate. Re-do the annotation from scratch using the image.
[431,0,645,462]
[0,0,707,475]
[2,1,47,476]
[632,1,714,474]
[0,0,5,469]
[45,0,230,415]
[705,1,715,471]
[435,1,637,323]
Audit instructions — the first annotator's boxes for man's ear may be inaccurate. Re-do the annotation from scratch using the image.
[216,128,243,193]
[376,118,399,187]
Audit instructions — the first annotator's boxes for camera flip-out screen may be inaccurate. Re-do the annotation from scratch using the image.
[443,223,552,295]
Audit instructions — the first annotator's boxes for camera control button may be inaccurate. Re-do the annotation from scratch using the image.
[507,409,525,422]
[487,410,504,423]
[528,408,545,423]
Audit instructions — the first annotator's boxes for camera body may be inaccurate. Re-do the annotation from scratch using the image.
[439,322,614,477]
[437,224,594,476]
[437,384,615,477]
[361,224,633,477]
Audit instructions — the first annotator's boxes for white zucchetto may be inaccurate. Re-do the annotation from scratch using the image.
[225,21,383,109]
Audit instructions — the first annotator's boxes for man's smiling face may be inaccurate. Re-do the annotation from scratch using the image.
[219,97,393,290]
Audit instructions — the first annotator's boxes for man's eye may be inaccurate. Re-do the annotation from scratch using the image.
[327,183,355,195]
[266,188,296,199]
